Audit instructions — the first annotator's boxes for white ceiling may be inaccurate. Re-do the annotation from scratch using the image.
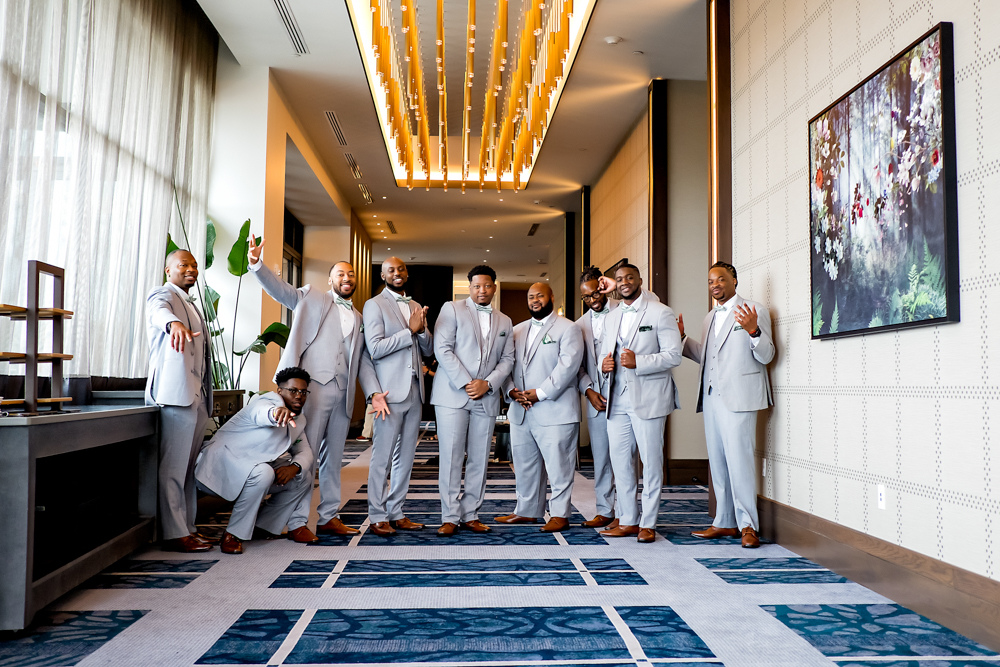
[197,0,706,282]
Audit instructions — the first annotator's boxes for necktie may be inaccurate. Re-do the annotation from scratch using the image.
[530,319,544,326]
[620,304,636,313]
[396,295,413,303]
[335,296,353,309]
[475,304,492,313]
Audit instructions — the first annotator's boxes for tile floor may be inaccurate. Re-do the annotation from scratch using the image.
[3,438,996,667]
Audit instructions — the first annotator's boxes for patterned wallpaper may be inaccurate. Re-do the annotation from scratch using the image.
[730,0,999,581]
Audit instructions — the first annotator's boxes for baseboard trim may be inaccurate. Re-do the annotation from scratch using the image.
[665,459,709,486]
[758,496,1000,652]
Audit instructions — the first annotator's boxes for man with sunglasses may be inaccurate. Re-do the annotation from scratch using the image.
[194,367,314,554]
[248,237,389,543]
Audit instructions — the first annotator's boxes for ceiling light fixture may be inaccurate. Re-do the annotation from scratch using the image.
[436,0,448,190]
[603,35,622,45]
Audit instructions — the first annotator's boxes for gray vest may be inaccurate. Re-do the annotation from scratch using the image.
[300,295,351,388]
[702,314,722,396]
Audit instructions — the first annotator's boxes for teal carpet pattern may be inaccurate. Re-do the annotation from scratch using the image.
[6,438,994,667]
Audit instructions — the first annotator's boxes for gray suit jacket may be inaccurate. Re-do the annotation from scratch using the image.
[598,292,683,420]
[502,315,584,426]
[576,299,619,418]
[194,393,312,501]
[363,287,434,403]
[682,295,775,413]
[431,298,515,415]
[250,262,381,415]
[145,284,213,410]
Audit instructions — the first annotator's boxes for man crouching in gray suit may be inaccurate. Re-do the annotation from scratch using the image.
[432,265,515,537]
[146,249,214,553]
[363,257,434,535]
[499,283,585,532]
[195,367,314,554]
[678,261,774,548]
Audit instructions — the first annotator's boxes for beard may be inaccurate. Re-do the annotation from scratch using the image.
[530,300,554,320]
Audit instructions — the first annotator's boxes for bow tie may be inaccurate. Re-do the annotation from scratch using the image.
[475,304,492,313]
[395,295,412,303]
[530,319,545,326]
[714,305,727,312]
[335,296,353,309]
[184,294,197,304]
[620,304,637,313]
[593,308,610,318]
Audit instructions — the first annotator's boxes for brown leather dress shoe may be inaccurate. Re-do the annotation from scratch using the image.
[389,517,424,531]
[437,522,459,536]
[162,535,212,553]
[741,526,761,548]
[691,526,740,539]
[368,521,396,535]
[637,528,656,543]
[540,517,570,532]
[252,527,283,540]
[460,520,492,533]
[582,515,614,528]
[317,518,360,535]
[191,532,220,545]
[600,524,640,537]
[606,518,620,530]
[220,532,243,554]
[495,514,539,524]
[287,526,320,544]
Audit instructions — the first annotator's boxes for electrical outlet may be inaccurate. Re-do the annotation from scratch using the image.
[877,484,886,510]
[762,458,768,477]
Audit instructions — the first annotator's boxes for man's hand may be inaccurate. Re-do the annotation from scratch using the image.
[585,388,607,412]
[508,387,530,409]
[601,351,615,374]
[369,392,391,420]
[621,348,637,370]
[272,406,297,428]
[734,303,759,335]
[466,379,490,400]
[677,313,685,338]
[408,306,428,334]
[274,464,299,486]
[597,275,616,294]
[521,389,540,404]
[169,321,200,353]
[247,235,265,266]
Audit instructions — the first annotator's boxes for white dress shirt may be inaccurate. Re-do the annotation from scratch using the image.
[617,292,645,344]
[384,286,412,322]
[714,294,759,347]
[332,292,355,363]
[474,304,491,340]
[591,302,610,342]
[524,312,553,401]
[165,282,201,332]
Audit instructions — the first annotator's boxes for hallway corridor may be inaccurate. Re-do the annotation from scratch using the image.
[4,438,996,667]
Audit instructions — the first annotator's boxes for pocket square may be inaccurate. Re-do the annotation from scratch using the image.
[733,324,743,331]
[542,334,555,344]
[360,324,365,333]
[639,325,653,332]
[499,331,506,337]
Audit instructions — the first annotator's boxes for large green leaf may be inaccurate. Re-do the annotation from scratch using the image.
[165,233,180,260]
[203,285,221,322]
[205,219,217,269]
[212,361,231,388]
[234,321,291,356]
[227,219,260,277]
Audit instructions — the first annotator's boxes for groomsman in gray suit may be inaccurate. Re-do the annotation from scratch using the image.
[432,265,515,537]
[195,367,314,554]
[576,266,620,528]
[597,264,682,543]
[499,283,585,532]
[247,237,389,544]
[146,249,214,553]
[363,257,434,535]
[679,261,774,548]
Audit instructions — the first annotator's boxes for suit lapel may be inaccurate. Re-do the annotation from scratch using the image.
[382,288,409,329]
[526,317,555,365]
[624,298,650,349]
[465,298,484,350]
[487,309,500,356]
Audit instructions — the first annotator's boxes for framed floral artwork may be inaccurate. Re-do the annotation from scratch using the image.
[809,23,959,339]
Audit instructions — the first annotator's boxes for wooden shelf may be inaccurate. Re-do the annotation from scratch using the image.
[0,304,27,317]
[39,353,73,362]
[1,399,25,406]
[9,308,73,320]
[37,397,73,404]
[2,353,73,364]
[0,352,26,362]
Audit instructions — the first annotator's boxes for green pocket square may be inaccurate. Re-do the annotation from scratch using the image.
[542,334,555,344]
[639,325,653,332]
[733,324,743,331]
[499,331,506,336]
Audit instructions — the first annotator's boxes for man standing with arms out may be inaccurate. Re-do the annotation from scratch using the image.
[195,367,314,554]
[432,265,515,537]
[364,257,434,535]
[576,266,620,528]
[678,261,774,548]
[598,264,682,543]
[247,237,389,543]
[498,283,585,532]
[146,249,214,553]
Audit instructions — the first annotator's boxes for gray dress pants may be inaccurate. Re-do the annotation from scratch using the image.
[703,390,759,530]
[587,410,618,518]
[510,409,578,519]
[607,391,666,529]
[436,403,495,523]
[198,463,312,540]
[368,377,422,522]
[159,399,210,540]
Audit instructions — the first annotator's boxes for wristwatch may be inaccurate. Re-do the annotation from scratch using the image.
[291,462,302,472]
[749,327,762,338]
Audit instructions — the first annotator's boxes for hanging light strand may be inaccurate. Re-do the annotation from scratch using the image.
[461,0,475,190]
[401,0,432,188]
[477,0,507,190]
[436,0,447,189]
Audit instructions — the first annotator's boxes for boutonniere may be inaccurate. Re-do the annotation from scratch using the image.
[293,438,302,445]
[542,333,555,344]
[639,325,653,332]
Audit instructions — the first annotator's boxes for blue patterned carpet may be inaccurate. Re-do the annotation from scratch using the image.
[5,438,992,667]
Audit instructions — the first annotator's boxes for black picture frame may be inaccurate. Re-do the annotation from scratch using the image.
[808,22,959,340]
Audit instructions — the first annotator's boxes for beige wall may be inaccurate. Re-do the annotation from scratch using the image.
[548,216,567,314]
[732,0,999,580]
[667,80,710,460]
[302,227,351,291]
[591,112,650,279]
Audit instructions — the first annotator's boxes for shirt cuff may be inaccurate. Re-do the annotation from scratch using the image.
[535,387,548,401]
[750,335,760,348]
[267,407,279,425]
[249,260,262,272]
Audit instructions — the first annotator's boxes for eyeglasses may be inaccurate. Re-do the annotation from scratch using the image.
[581,293,603,303]
[279,387,310,398]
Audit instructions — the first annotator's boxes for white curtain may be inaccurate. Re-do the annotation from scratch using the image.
[0,0,216,379]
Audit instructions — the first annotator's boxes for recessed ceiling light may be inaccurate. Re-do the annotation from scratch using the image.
[382,196,387,199]
[493,219,497,222]
[489,236,493,238]
[604,35,623,45]
[373,215,377,217]
[387,247,391,250]
[499,198,503,201]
